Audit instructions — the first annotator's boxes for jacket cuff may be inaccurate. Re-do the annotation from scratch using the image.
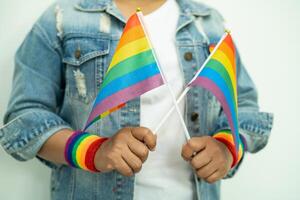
[0,108,71,162]
[214,111,273,153]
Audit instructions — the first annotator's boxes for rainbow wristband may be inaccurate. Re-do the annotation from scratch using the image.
[213,130,245,168]
[64,131,108,172]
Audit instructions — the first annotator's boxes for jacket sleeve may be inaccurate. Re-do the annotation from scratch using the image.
[213,46,274,177]
[0,16,72,163]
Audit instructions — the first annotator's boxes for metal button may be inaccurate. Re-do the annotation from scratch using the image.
[184,52,193,61]
[75,48,81,59]
[190,112,199,122]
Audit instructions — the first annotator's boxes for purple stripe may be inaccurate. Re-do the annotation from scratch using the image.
[86,74,163,127]
[64,130,83,166]
[191,77,239,156]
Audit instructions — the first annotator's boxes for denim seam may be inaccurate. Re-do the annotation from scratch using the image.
[34,23,63,57]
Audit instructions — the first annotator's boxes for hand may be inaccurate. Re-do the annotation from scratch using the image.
[94,127,156,176]
[181,136,233,183]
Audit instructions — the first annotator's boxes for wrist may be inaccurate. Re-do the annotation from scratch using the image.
[94,138,109,172]
[213,130,245,168]
[64,130,108,172]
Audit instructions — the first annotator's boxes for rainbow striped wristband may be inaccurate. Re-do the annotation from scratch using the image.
[213,130,245,168]
[64,131,108,172]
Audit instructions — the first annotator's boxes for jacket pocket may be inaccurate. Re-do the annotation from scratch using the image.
[62,34,110,104]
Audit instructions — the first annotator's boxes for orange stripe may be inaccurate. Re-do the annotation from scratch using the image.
[214,132,234,145]
[224,34,235,53]
[77,135,100,170]
[219,42,235,73]
[123,14,141,34]
[224,35,236,74]
[115,25,145,52]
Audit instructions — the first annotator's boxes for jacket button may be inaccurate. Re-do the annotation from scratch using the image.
[190,112,199,122]
[184,52,193,61]
[75,48,81,59]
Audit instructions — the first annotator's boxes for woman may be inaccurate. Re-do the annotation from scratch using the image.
[0,0,273,199]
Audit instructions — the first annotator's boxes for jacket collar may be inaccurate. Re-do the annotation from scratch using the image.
[75,0,109,12]
[74,0,211,33]
[75,0,211,17]
[74,0,125,22]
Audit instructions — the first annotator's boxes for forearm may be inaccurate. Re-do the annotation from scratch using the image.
[38,129,73,165]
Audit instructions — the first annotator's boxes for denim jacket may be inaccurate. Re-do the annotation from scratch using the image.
[0,0,273,199]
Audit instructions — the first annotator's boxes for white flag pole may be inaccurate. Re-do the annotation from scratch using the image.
[137,11,191,140]
[154,31,230,132]
[154,86,189,133]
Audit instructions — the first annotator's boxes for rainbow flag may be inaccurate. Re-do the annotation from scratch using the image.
[83,12,164,130]
[188,32,240,158]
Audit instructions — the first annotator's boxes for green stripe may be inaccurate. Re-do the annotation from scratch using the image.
[101,50,156,89]
[217,129,232,134]
[72,134,90,167]
[206,59,236,107]
[206,59,238,120]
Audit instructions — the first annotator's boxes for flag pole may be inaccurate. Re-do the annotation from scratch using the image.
[154,86,189,133]
[137,10,191,140]
[154,31,230,132]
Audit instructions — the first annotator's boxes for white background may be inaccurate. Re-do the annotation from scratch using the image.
[0,0,299,199]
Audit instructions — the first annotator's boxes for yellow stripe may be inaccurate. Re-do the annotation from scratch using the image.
[100,110,110,118]
[211,50,238,104]
[209,41,237,104]
[76,135,99,170]
[107,37,151,74]
[221,42,235,72]
[238,143,243,161]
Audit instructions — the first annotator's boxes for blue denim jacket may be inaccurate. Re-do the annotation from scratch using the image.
[0,0,273,199]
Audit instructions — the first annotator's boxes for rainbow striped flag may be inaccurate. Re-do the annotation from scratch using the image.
[83,12,164,130]
[188,32,240,157]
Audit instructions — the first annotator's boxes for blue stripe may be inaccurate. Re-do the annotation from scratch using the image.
[94,62,160,105]
[199,68,239,137]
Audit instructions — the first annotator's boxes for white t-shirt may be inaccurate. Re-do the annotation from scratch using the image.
[134,1,195,199]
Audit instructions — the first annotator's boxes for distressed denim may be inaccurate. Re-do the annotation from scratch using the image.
[0,0,273,199]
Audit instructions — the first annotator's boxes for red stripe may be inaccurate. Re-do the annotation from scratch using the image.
[85,138,108,172]
[224,34,235,53]
[123,14,141,34]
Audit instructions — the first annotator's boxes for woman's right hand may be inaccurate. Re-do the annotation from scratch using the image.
[94,127,157,176]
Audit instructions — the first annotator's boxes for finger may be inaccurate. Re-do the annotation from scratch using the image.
[182,137,207,161]
[181,144,194,161]
[190,149,212,169]
[196,160,218,179]
[205,170,223,184]
[128,137,149,162]
[122,147,143,173]
[114,156,133,177]
[131,127,157,151]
